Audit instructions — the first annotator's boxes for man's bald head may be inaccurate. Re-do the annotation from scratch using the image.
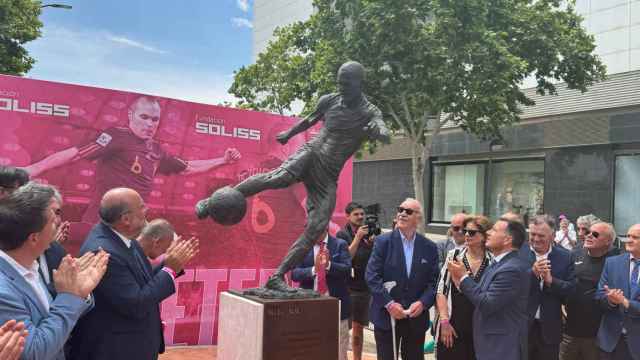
[99,188,147,238]
[449,213,467,244]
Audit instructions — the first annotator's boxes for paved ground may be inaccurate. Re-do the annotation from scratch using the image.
[160,327,436,359]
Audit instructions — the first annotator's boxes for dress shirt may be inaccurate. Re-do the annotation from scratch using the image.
[399,230,416,277]
[0,249,51,312]
[111,228,132,248]
[531,246,552,319]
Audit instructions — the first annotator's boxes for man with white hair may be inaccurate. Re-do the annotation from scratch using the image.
[366,198,439,360]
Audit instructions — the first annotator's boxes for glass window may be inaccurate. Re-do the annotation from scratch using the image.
[432,163,486,222]
[488,160,545,224]
[614,155,640,234]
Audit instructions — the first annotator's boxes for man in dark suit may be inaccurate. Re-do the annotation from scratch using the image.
[449,217,530,360]
[292,229,352,360]
[526,215,576,360]
[69,187,198,360]
[595,223,640,360]
[366,198,439,360]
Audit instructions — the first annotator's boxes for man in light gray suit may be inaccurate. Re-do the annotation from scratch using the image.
[0,182,108,360]
[448,218,530,360]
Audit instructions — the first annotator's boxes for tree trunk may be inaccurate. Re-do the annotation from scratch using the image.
[410,138,426,233]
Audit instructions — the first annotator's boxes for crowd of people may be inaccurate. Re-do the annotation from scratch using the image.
[0,166,198,360]
[316,198,638,360]
[2,161,639,360]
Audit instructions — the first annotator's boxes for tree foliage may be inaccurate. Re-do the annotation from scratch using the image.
[0,0,43,75]
[230,0,607,221]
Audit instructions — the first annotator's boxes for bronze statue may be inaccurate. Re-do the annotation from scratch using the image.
[196,61,390,297]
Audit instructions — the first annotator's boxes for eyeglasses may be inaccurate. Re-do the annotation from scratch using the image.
[586,231,600,238]
[397,207,416,215]
[451,225,462,233]
[464,229,482,237]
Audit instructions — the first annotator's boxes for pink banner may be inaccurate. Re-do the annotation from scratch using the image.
[0,75,353,345]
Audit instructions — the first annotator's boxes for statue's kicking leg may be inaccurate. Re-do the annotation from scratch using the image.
[266,180,337,292]
[234,167,297,197]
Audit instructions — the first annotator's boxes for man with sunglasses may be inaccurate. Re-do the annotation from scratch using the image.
[526,215,576,360]
[561,222,619,360]
[595,224,640,360]
[23,96,241,223]
[437,213,467,269]
[366,198,439,360]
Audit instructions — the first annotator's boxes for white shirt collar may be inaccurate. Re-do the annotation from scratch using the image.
[0,249,40,276]
[399,229,416,244]
[493,250,513,263]
[111,228,132,248]
[531,245,552,259]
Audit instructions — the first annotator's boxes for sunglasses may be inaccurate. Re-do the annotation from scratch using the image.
[397,207,416,215]
[451,226,462,233]
[464,229,483,237]
[586,231,600,238]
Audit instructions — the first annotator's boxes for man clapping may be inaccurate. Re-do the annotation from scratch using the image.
[0,182,109,360]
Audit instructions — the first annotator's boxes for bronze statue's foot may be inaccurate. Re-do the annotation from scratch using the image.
[265,275,297,293]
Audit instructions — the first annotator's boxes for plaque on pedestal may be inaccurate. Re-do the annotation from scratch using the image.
[218,291,339,360]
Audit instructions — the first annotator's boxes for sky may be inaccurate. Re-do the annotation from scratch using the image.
[26,0,254,105]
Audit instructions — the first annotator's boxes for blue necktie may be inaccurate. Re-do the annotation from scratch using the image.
[631,259,639,294]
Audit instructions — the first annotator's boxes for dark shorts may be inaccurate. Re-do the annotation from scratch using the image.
[349,290,371,326]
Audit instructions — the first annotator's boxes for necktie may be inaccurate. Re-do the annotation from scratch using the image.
[316,243,328,295]
[631,259,639,294]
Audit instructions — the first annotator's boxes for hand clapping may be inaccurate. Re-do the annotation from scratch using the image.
[0,320,28,360]
[164,236,199,273]
[53,250,110,299]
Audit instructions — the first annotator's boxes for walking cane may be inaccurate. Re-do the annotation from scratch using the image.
[383,281,398,360]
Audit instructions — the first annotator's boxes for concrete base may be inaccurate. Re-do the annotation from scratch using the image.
[217,291,339,360]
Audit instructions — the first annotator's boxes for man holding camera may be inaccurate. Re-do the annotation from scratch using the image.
[336,202,376,360]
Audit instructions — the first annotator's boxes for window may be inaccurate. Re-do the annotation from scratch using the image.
[614,155,640,234]
[487,160,544,224]
[432,163,486,222]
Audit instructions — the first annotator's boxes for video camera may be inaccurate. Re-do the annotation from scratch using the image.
[363,203,382,238]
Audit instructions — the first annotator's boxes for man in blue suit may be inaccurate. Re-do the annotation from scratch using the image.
[69,187,198,360]
[366,198,439,360]
[596,223,640,360]
[0,182,108,360]
[526,215,576,360]
[292,229,352,360]
[449,217,530,360]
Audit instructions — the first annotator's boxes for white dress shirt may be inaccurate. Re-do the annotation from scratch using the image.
[0,250,51,312]
[531,246,553,319]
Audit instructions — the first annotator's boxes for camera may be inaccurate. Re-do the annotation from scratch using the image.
[364,203,382,238]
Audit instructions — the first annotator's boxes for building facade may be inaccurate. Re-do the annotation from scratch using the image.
[253,0,640,234]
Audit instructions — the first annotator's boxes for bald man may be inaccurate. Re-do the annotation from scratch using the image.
[595,224,640,360]
[24,96,241,223]
[437,213,467,268]
[69,188,198,360]
[366,198,439,360]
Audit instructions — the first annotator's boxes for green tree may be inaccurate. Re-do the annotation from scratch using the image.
[231,0,606,224]
[0,0,43,75]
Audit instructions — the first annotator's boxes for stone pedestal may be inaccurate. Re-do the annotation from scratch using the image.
[218,291,339,360]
